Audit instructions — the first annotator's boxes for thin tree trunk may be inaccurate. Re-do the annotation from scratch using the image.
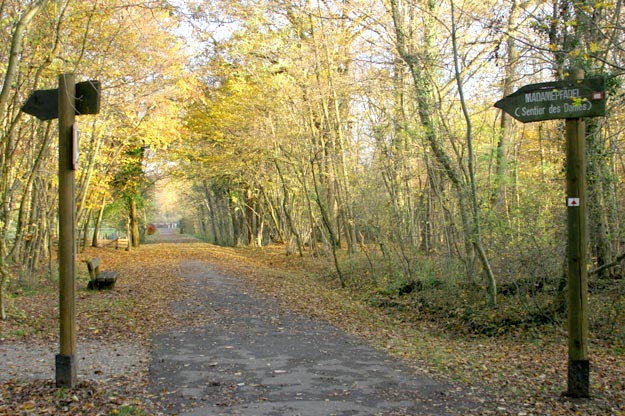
[275,158,304,256]
[0,236,8,320]
[450,0,497,305]
[311,157,345,287]
[125,220,131,252]
[81,210,91,252]
[92,195,106,247]
[228,190,243,247]
[389,0,473,259]
[205,187,221,244]
[493,0,521,210]
[244,189,259,246]
[76,119,102,228]
[0,0,48,118]
[129,197,140,248]
[587,121,612,278]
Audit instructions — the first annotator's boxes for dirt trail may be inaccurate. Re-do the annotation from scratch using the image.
[148,230,484,415]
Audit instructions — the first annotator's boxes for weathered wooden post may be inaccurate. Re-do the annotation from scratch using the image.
[22,75,101,388]
[565,68,589,398]
[495,71,605,398]
[56,73,78,388]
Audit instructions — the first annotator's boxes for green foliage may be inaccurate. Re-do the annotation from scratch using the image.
[8,282,37,298]
[103,199,130,231]
[55,388,68,399]
[110,147,150,200]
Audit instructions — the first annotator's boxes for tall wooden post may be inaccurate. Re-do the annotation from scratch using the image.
[56,73,77,388]
[22,75,100,389]
[565,68,589,398]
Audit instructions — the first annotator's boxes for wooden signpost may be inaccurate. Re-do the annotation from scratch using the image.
[22,79,101,120]
[22,74,100,388]
[494,77,606,123]
[496,69,605,398]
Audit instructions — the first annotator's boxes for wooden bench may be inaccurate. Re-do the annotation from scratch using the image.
[86,257,118,290]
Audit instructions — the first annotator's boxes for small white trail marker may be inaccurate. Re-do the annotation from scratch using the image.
[567,198,580,207]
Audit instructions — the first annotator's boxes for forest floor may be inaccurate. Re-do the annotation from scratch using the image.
[0,230,623,415]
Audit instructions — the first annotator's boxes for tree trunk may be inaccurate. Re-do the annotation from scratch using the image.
[389,0,473,260]
[129,197,140,248]
[311,157,345,288]
[0,237,8,320]
[92,195,106,247]
[205,187,221,244]
[451,0,497,304]
[493,0,521,211]
[245,188,256,246]
[125,220,132,252]
[586,121,612,278]
[228,190,243,247]
[275,157,304,256]
[76,119,102,230]
[0,0,48,118]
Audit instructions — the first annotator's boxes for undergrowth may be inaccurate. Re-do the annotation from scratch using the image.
[338,248,625,345]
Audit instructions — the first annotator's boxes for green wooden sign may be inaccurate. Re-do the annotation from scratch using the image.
[494,78,606,123]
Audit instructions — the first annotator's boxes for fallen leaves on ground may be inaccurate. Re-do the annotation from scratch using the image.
[191,244,625,416]
[0,243,200,416]
[1,240,623,415]
[0,378,160,416]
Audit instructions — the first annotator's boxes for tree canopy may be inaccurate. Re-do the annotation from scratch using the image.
[1,0,624,347]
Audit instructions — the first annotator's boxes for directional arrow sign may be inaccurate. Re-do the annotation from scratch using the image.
[22,80,101,121]
[494,78,606,123]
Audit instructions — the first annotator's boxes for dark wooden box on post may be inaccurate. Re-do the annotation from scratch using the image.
[86,257,118,290]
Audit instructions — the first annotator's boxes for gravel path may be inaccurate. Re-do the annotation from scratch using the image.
[0,227,185,386]
[149,260,484,415]
[0,340,148,383]
[0,227,187,386]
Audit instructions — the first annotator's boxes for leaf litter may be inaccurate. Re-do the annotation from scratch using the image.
[0,241,623,415]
